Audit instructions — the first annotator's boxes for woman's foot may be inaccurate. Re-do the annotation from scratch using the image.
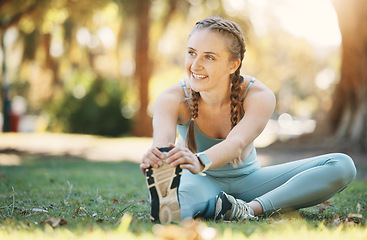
[145,147,182,223]
[214,191,257,221]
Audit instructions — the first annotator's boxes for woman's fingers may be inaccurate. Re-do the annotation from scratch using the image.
[151,147,166,160]
[139,163,150,174]
[165,147,202,174]
[141,145,201,174]
[165,147,187,164]
[141,147,165,170]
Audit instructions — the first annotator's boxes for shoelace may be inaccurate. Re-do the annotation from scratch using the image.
[234,199,257,221]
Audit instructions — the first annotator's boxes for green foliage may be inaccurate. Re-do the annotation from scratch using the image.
[47,73,132,137]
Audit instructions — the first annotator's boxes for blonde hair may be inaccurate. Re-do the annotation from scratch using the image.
[185,17,247,166]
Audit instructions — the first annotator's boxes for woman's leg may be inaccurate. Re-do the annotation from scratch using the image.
[179,169,226,220]
[231,153,356,217]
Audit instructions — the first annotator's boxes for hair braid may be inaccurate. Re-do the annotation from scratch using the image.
[230,71,245,128]
[186,89,200,153]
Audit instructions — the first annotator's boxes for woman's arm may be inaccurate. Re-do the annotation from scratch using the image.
[140,82,187,171]
[206,82,276,169]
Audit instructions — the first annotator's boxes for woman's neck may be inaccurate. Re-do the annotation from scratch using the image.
[200,83,231,108]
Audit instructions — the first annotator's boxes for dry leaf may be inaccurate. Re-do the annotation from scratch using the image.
[153,219,217,240]
[333,215,341,226]
[41,217,67,228]
[113,198,119,204]
[316,201,334,213]
[153,224,188,240]
[346,213,363,224]
[74,207,80,215]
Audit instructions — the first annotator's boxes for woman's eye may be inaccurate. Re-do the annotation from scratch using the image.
[206,55,214,60]
[188,51,195,56]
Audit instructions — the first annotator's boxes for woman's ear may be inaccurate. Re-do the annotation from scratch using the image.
[229,59,241,74]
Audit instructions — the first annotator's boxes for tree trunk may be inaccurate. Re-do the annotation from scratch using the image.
[42,33,61,101]
[327,0,367,150]
[132,0,153,137]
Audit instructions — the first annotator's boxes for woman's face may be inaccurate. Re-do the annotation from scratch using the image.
[185,28,239,93]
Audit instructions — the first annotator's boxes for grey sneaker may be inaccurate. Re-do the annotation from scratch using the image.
[214,191,257,221]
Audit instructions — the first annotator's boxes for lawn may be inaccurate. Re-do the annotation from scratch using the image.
[0,154,366,239]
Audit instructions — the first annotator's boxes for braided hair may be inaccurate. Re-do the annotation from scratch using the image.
[185,17,247,166]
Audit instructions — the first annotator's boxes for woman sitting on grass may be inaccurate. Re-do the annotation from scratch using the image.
[140,16,356,223]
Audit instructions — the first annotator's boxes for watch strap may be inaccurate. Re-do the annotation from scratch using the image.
[196,153,211,176]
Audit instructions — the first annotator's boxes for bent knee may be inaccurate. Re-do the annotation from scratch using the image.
[329,153,357,184]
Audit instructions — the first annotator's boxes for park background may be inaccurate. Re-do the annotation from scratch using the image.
[0,0,366,239]
[1,0,366,149]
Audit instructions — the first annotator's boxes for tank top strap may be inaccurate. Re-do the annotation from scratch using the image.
[180,79,189,98]
[241,77,256,102]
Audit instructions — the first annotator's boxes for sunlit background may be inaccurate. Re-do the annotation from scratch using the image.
[0,0,342,147]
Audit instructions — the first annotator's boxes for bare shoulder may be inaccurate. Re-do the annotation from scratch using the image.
[154,80,190,124]
[242,75,276,108]
[156,80,187,105]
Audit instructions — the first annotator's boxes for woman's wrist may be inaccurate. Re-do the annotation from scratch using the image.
[195,152,212,176]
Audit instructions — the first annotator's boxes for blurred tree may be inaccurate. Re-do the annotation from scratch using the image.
[128,0,184,137]
[325,0,367,150]
[132,0,153,137]
[0,0,39,132]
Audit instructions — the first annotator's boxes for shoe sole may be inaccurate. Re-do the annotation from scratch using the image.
[214,191,232,221]
[145,147,182,223]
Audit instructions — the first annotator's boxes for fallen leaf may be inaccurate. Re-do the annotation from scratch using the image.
[356,203,361,213]
[333,215,341,226]
[96,218,105,223]
[153,219,217,240]
[345,221,356,226]
[74,207,80,215]
[21,210,29,215]
[346,213,363,224]
[113,198,119,204]
[41,217,67,228]
[316,201,334,213]
[153,224,187,240]
[59,219,67,226]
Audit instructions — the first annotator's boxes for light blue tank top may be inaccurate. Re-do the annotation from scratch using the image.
[177,78,260,178]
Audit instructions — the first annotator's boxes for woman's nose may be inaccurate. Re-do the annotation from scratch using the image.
[191,57,203,71]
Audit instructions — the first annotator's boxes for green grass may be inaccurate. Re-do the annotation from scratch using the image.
[0,155,366,239]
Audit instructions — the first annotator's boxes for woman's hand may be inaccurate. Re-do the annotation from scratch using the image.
[165,143,204,174]
[140,147,166,174]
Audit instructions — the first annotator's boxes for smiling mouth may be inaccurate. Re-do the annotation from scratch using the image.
[192,73,207,79]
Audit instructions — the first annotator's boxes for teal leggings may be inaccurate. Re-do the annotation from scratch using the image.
[178,153,356,219]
